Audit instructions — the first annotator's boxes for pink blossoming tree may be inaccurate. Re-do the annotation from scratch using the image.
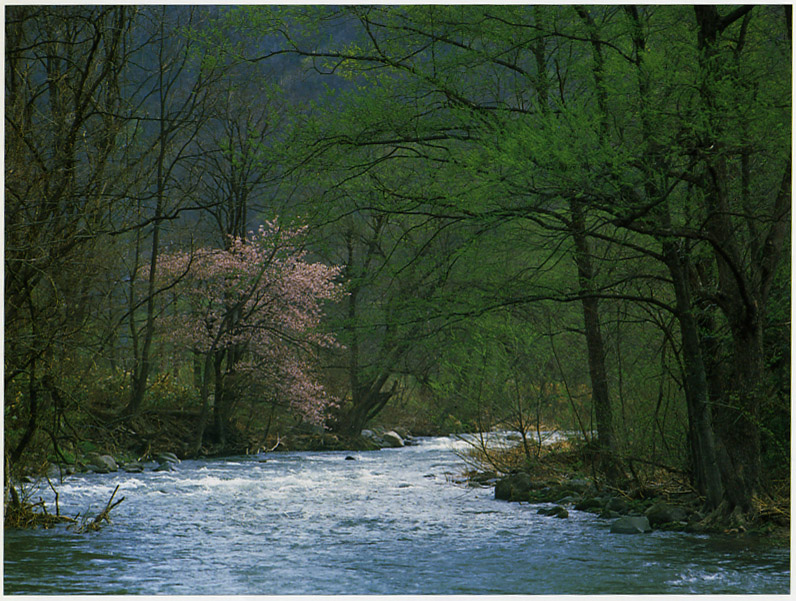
[153,220,344,451]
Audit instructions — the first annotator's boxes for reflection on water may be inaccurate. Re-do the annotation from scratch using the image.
[4,435,790,595]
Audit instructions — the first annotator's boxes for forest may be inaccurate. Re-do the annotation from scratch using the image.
[4,5,791,528]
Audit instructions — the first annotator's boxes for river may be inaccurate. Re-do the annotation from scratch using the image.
[3,435,790,594]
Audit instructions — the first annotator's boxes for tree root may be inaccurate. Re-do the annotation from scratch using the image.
[693,500,765,534]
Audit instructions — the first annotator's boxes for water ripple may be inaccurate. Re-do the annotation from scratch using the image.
[4,436,790,595]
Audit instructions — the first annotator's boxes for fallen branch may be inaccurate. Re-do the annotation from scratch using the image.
[74,485,125,533]
[45,475,61,517]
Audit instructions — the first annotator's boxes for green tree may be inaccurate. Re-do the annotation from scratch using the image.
[245,5,789,514]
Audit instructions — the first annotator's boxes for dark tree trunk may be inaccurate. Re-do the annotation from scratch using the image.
[663,243,724,509]
[334,221,399,437]
[126,12,168,418]
[569,199,622,483]
[11,365,39,465]
[713,324,765,512]
[624,5,727,509]
[336,375,397,436]
[192,350,219,456]
[211,351,227,448]
[691,5,786,512]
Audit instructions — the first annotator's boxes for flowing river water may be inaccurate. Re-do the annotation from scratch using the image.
[3,435,790,595]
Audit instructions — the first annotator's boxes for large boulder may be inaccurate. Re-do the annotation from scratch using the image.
[86,453,118,473]
[495,472,533,501]
[360,429,387,447]
[574,496,604,512]
[610,516,652,534]
[381,431,405,448]
[554,494,580,506]
[645,502,687,526]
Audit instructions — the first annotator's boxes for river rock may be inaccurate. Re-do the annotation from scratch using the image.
[153,462,177,472]
[610,516,652,534]
[381,431,405,448]
[538,505,569,519]
[645,502,687,526]
[87,453,118,473]
[156,452,181,465]
[574,496,603,512]
[360,429,386,446]
[122,461,145,473]
[495,472,532,501]
[470,471,498,484]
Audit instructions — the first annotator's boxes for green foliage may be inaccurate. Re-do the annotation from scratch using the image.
[144,372,199,410]
[4,4,788,514]
[77,441,98,455]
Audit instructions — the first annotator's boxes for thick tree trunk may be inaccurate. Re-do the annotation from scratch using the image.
[335,224,398,437]
[336,375,396,436]
[192,352,215,456]
[624,5,727,509]
[691,5,764,514]
[127,212,161,417]
[713,319,765,512]
[663,243,724,509]
[567,9,623,483]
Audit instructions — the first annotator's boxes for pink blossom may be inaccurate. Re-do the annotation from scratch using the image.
[154,221,345,424]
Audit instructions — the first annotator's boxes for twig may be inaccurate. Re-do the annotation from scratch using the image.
[45,474,60,517]
[76,485,125,533]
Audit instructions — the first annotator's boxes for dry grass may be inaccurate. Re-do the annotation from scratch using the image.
[4,493,74,529]
[457,435,585,484]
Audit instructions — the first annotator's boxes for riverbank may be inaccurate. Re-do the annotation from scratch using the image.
[25,409,387,471]
[458,438,790,545]
[4,411,409,530]
[7,412,789,545]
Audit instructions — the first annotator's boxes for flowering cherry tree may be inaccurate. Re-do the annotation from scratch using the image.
[154,220,344,448]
